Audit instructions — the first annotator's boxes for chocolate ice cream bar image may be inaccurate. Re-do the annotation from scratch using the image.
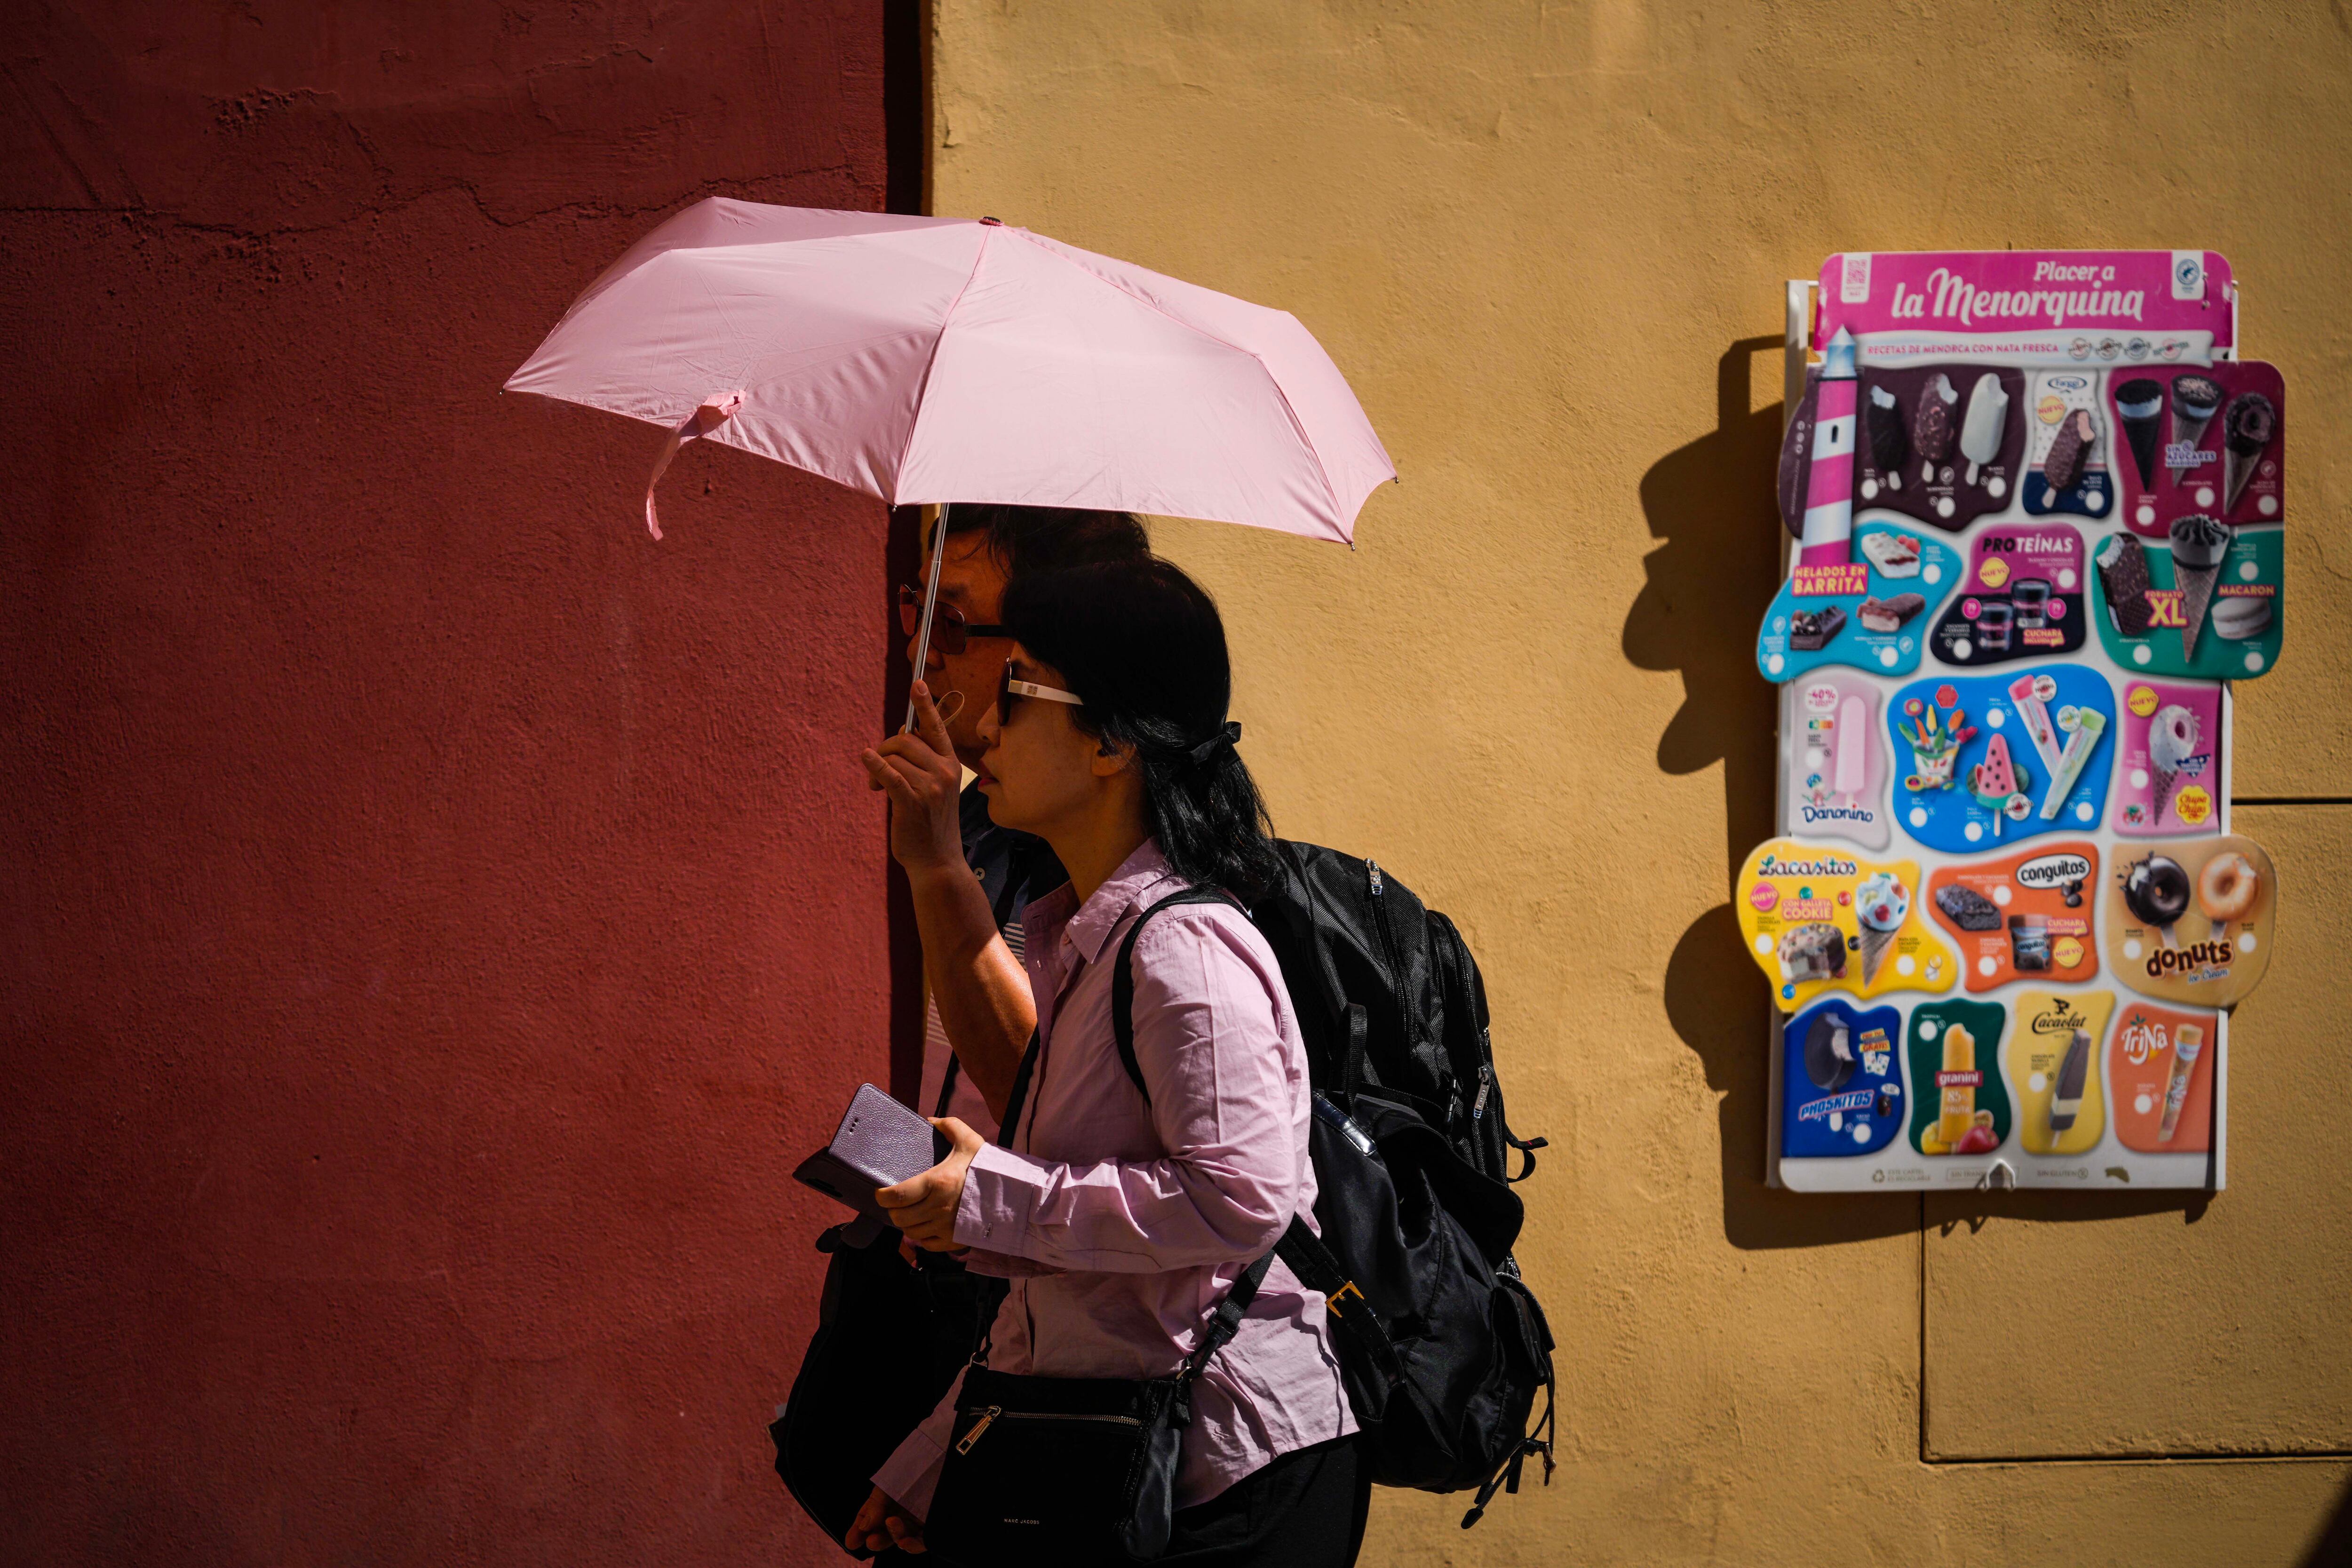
[2114,377,2164,490]
[1788,605,1848,651]
[1857,593,1925,634]
[2096,532,2155,638]
[1933,883,2002,932]
[1867,384,1909,487]
[1913,373,1959,481]
[2047,1028,2092,1134]
[2222,391,2276,512]
[2169,374,2223,481]
[2042,408,2098,492]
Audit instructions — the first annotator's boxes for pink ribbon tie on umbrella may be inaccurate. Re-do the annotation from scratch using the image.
[644,391,746,539]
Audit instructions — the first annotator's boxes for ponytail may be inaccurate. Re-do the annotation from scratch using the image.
[1000,560,1282,899]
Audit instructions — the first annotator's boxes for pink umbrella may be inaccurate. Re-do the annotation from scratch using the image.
[505,199,1394,718]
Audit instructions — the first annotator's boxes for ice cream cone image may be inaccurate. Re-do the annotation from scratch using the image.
[2222,391,2275,512]
[2147,704,2198,827]
[2168,375,2221,483]
[1854,871,1908,987]
[2114,377,2163,491]
[2169,514,2232,662]
[1858,924,1894,985]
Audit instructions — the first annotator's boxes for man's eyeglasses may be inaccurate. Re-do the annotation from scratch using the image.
[999,660,1084,718]
[898,584,1009,655]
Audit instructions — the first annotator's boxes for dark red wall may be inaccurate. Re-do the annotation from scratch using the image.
[0,6,899,1561]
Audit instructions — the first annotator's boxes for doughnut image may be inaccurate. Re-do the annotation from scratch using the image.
[2199,851,2260,930]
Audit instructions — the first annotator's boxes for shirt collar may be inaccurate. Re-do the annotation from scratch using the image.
[1060,839,1183,967]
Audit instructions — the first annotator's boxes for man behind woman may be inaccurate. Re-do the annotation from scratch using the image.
[853,524,1367,1565]
[892,504,1152,1135]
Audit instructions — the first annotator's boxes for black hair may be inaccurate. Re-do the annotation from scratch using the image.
[1001,558,1281,899]
[940,503,1152,583]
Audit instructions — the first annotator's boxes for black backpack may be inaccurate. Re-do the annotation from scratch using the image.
[1111,842,1557,1528]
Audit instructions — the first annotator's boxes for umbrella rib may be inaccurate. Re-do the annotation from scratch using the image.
[1002,227,1343,522]
[891,224,996,506]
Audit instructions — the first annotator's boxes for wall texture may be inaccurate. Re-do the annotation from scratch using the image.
[0,5,896,1562]
[931,3,2352,1564]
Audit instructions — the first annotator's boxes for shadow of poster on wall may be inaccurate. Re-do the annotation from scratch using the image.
[1625,337,1914,1250]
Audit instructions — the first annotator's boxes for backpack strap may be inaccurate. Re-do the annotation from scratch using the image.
[932,1051,963,1120]
[1182,1250,1276,1384]
[1272,1215,1403,1387]
[1109,887,1242,1104]
[996,1028,1043,1149]
[1104,888,1402,1394]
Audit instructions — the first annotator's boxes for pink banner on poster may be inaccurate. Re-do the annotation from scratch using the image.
[1815,251,2234,365]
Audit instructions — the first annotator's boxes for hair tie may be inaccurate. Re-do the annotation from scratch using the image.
[1186,721,1242,767]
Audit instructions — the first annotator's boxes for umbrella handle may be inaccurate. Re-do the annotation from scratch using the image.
[902,503,951,733]
[643,391,745,539]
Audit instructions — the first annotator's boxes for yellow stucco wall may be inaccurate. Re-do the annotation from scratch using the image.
[930,4,2352,1562]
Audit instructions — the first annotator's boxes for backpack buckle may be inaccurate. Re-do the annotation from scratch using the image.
[1326,1280,1367,1316]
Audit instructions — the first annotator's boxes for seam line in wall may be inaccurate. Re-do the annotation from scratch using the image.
[1923,1450,2352,1467]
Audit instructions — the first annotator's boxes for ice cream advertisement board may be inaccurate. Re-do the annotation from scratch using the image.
[1735,840,1957,1012]
[1762,248,2278,1193]
[1816,250,2234,364]
[2103,835,2277,1009]
[1927,524,2089,667]
[1780,999,1906,1158]
[1755,520,1956,682]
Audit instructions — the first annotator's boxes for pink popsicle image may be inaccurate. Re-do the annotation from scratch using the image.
[1834,693,1869,807]
[1798,328,1859,568]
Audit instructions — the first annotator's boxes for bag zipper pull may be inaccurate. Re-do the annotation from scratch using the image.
[955,1406,1002,1454]
[1473,1063,1494,1121]
[1367,860,1384,896]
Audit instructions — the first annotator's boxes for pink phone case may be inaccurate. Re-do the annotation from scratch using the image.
[792,1082,943,1226]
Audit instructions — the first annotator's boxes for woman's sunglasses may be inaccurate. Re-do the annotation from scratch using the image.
[898,584,1009,655]
[998,660,1084,718]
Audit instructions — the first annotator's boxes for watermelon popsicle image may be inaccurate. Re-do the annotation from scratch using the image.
[1967,732,2031,839]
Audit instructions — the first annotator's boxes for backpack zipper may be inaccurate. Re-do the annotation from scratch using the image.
[1370,858,1458,1121]
[1365,859,1405,992]
[1473,1062,1494,1121]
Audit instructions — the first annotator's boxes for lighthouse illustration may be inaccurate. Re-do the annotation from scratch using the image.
[1798,326,1860,569]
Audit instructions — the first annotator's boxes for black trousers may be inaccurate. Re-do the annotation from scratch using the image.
[878,1435,1370,1568]
[1157,1435,1372,1567]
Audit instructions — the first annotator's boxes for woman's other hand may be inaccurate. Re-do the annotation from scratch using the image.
[877,1116,984,1250]
[860,682,967,879]
[845,1485,927,1555]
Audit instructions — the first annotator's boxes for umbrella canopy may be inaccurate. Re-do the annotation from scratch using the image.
[505,199,1395,545]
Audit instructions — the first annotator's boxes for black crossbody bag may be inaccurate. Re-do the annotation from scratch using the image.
[924,890,1277,1566]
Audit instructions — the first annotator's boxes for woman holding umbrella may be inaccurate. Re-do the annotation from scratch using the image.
[854,558,1365,1565]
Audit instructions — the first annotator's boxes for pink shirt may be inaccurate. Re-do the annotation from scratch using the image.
[874,841,1354,1515]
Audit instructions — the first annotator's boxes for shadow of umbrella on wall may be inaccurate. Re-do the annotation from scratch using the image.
[503,198,1396,722]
